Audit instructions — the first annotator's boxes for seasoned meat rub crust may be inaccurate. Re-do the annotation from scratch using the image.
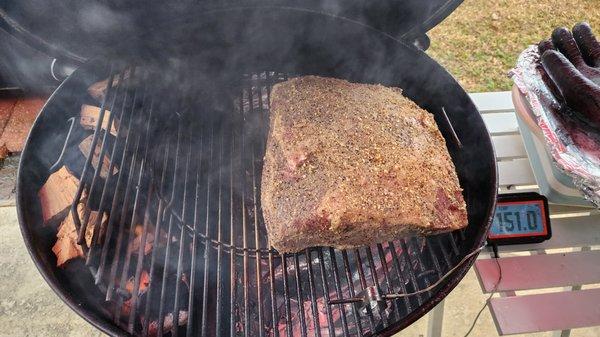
[261,76,467,253]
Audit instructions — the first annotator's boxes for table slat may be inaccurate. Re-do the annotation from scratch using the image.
[482,112,519,135]
[495,214,600,252]
[475,250,600,292]
[489,288,600,335]
[469,91,515,113]
[492,134,527,159]
[498,158,536,186]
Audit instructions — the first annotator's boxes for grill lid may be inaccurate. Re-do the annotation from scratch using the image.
[0,0,463,62]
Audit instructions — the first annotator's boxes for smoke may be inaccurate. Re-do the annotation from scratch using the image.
[0,28,56,93]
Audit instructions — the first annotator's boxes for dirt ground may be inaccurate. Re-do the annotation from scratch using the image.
[0,206,104,337]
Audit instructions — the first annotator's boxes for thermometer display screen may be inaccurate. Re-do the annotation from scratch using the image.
[488,193,551,245]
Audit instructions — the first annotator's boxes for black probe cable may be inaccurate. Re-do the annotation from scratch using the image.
[463,243,503,337]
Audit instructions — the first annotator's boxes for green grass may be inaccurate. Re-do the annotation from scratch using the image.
[427,0,600,92]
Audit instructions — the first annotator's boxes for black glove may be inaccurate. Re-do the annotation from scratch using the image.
[538,22,600,128]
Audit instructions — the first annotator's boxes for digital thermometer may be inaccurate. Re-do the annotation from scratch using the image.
[488,192,551,245]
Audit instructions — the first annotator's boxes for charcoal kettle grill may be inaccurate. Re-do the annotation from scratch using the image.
[6,1,497,336]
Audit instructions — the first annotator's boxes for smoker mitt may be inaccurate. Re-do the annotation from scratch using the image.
[538,23,600,128]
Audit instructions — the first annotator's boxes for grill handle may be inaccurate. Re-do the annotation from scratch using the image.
[48,116,77,173]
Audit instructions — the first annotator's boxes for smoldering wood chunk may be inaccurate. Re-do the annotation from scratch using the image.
[79,134,118,178]
[128,217,169,256]
[137,264,190,335]
[87,69,131,102]
[121,270,151,317]
[129,225,155,256]
[52,202,107,267]
[147,311,188,337]
[80,105,118,137]
[88,79,110,102]
[38,166,80,225]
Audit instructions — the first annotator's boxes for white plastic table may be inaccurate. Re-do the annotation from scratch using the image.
[425,92,600,337]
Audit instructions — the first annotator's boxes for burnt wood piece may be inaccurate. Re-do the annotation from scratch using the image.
[52,202,106,267]
[78,134,118,178]
[38,165,80,225]
[80,104,118,137]
[121,270,151,317]
[87,70,131,102]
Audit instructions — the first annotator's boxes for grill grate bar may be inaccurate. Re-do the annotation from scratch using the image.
[127,184,154,331]
[88,68,134,268]
[74,64,118,246]
[282,255,293,337]
[440,107,463,149]
[424,238,444,294]
[156,198,174,337]
[387,241,413,311]
[398,240,423,306]
[228,133,237,337]
[110,114,145,316]
[113,110,152,327]
[186,126,204,337]
[365,247,390,327]
[78,69,125,253]
[376,244,402,321]
[264,71,280,337]
[156,118,184,337]
[240,101,251,337]
[305,249,322,337]
[316,249,338,337]
[200,126,215,336]
[341,250,364,335]
[353,249,377,332]
[172,125,194,337]
[327,248,351,337]
[408,238,434,299]
[294,254,308,336]
[107,78,150,305]
[214,129,225,336]
[250,78,266,337]
[95,68,141,283]
[449,232,461,256]
[436,235,454,271]
[126,88,157,331]
[141,137,171,337]
[269,251,279,337]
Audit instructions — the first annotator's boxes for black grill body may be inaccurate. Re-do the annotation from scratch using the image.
[17,8,496,337]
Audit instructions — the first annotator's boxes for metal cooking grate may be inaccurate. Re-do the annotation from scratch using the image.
[66,63,469,336]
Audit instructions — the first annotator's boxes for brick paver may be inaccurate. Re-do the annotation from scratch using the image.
[0,97,45,152]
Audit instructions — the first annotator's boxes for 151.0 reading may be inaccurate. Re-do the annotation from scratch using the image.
[495,211,538,232]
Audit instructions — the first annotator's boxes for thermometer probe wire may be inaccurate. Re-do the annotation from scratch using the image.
[463,244,502,337]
